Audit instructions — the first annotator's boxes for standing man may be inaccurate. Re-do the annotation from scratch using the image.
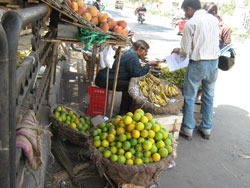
[95,40,156,115]
[172,0,220,140]
[205,2,231,49]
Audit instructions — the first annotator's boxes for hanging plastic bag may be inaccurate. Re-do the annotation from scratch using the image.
[99,45,115,69]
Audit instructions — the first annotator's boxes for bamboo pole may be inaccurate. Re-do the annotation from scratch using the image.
[48,42,58,102]
[89,44,97,83]
[109,47,122,119]
[104,68,109,116]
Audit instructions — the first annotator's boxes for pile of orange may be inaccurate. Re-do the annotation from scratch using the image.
[92,109,173,165]
[53,106,91,134]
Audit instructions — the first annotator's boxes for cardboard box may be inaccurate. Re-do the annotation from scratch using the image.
[153,113,183,139]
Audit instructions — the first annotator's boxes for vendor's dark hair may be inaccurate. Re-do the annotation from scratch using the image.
[133,40,150,51]
[205,2,217,14]
[181,0,201,11]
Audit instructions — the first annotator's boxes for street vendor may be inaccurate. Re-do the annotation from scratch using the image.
[95,40,157,115]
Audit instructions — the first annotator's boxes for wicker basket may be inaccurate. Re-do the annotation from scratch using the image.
[50,106,91,146]
[128,76,184,115]
[88,136,177,187]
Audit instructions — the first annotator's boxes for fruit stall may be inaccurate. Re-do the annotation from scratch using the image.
[0,0,186,187]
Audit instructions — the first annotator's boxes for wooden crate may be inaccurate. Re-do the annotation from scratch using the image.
[153,113,183,140]
[120,184,145,188]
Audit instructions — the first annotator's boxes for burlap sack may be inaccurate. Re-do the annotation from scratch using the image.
[128,76,184,115]
[88,138,174,188]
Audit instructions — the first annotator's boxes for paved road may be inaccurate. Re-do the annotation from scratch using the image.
[105,8,250,188]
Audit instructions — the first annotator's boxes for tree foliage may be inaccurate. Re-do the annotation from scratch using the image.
[222,0,236,16]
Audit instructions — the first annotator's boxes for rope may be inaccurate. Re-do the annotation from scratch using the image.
[76,28,110,50]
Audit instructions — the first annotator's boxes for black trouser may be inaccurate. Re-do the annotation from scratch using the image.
[95,76,132,115]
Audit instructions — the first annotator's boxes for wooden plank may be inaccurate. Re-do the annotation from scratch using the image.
[109,47,122,119]
[153,113,183,124]
[89,44,97,82]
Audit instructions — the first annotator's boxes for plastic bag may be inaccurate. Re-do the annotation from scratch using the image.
[100,45,115,69]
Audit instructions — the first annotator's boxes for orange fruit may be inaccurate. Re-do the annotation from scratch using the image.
[145,113,153,121]
[99,122,106,129]
[122,141,131,150]
[140,116,149,124]
[168,133,173,140]
[113,117,120,125]
[136,122,144,131]
[152,153,161,162]
[126,159,134,165]
[137,137,145,144]
[148,138,155,144]
[129,147,136,155]
[117,155,126,164]
[164,138,172,146]
[109,128,116,135]
[117,148,125,155]
[159,148,168,158]
[130,138,138,146]
[143,140,152,150]
[125,151,132,159]
[143,157,150,164]
[110,154,118,162]
[116,141,122,149]
[70,123,77,129]
[103,150,112,158]
[141,130,148,138]
[166,145,173,153]
[107,134,115,142]
[126,132,132,139]
[135,144,142,152]
[150,145,158,154]
[110,146,117,154]
[98,146,104,152]
[132,130,140,138]
[60,115,67,122]
[127,124,135,132]
[133,113,141,122]
[144,122,152,130]
[92,130,99,136]
[134,109,144,116]
[143,150,151,158]
[118,134,127,142]
[148,130,155,138]
[93,140,101,148]
[116,127,125,135]
[126,112,134,117]
[134,158,143,165]
[74,119,80,125]
[162,131,168,139]
[102,140,109,148]
[155,132,163,141]
[100,133,108,140]
[156,140,165,149]
[124,116,133,125]
[135,151,143,158]
[119,120,126,128]
[152,124,160,133]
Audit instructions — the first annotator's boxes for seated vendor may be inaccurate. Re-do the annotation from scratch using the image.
[95,40,156,115]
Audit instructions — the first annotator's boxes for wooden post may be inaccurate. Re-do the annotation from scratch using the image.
[104,68,109,116]
[109,47,122,119]
[48,42,58,102]
[89,44,97,83]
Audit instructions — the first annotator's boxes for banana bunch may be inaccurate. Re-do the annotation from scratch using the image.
[16,48,32,69]
[165,84,179,97]
[138,74,169,106]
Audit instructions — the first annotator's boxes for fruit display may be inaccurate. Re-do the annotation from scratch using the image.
[91,109,173,165]
[138,74,180,106]
[53,106,91,134]
[65,0,128,36]
[160,67,186,89]
[16,48,32,69]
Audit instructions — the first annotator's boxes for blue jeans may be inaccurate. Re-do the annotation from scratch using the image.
[182,60,218,135]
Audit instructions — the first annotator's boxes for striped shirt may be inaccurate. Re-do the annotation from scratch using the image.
[180,9,220,61]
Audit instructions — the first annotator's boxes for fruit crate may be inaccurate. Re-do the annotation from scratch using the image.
[87,83,109,116]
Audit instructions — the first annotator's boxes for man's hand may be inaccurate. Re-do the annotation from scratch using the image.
[171,48,180,54]
[147,61,157,66]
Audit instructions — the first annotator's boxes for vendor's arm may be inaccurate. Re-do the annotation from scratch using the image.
[126,55,150,77]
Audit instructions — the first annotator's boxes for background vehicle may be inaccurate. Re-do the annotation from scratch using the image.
[115,0,124,9]
[137,11,145,24]
[177,19,187,35]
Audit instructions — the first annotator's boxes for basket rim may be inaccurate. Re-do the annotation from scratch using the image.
[50,105,91,137]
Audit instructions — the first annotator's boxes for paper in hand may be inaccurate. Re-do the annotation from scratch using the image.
[166,53,189,72]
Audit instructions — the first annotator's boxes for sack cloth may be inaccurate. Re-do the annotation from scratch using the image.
[128,76,184,115]
[88,138,174,187]
[219,48,236,71]
[16,110,51,171]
